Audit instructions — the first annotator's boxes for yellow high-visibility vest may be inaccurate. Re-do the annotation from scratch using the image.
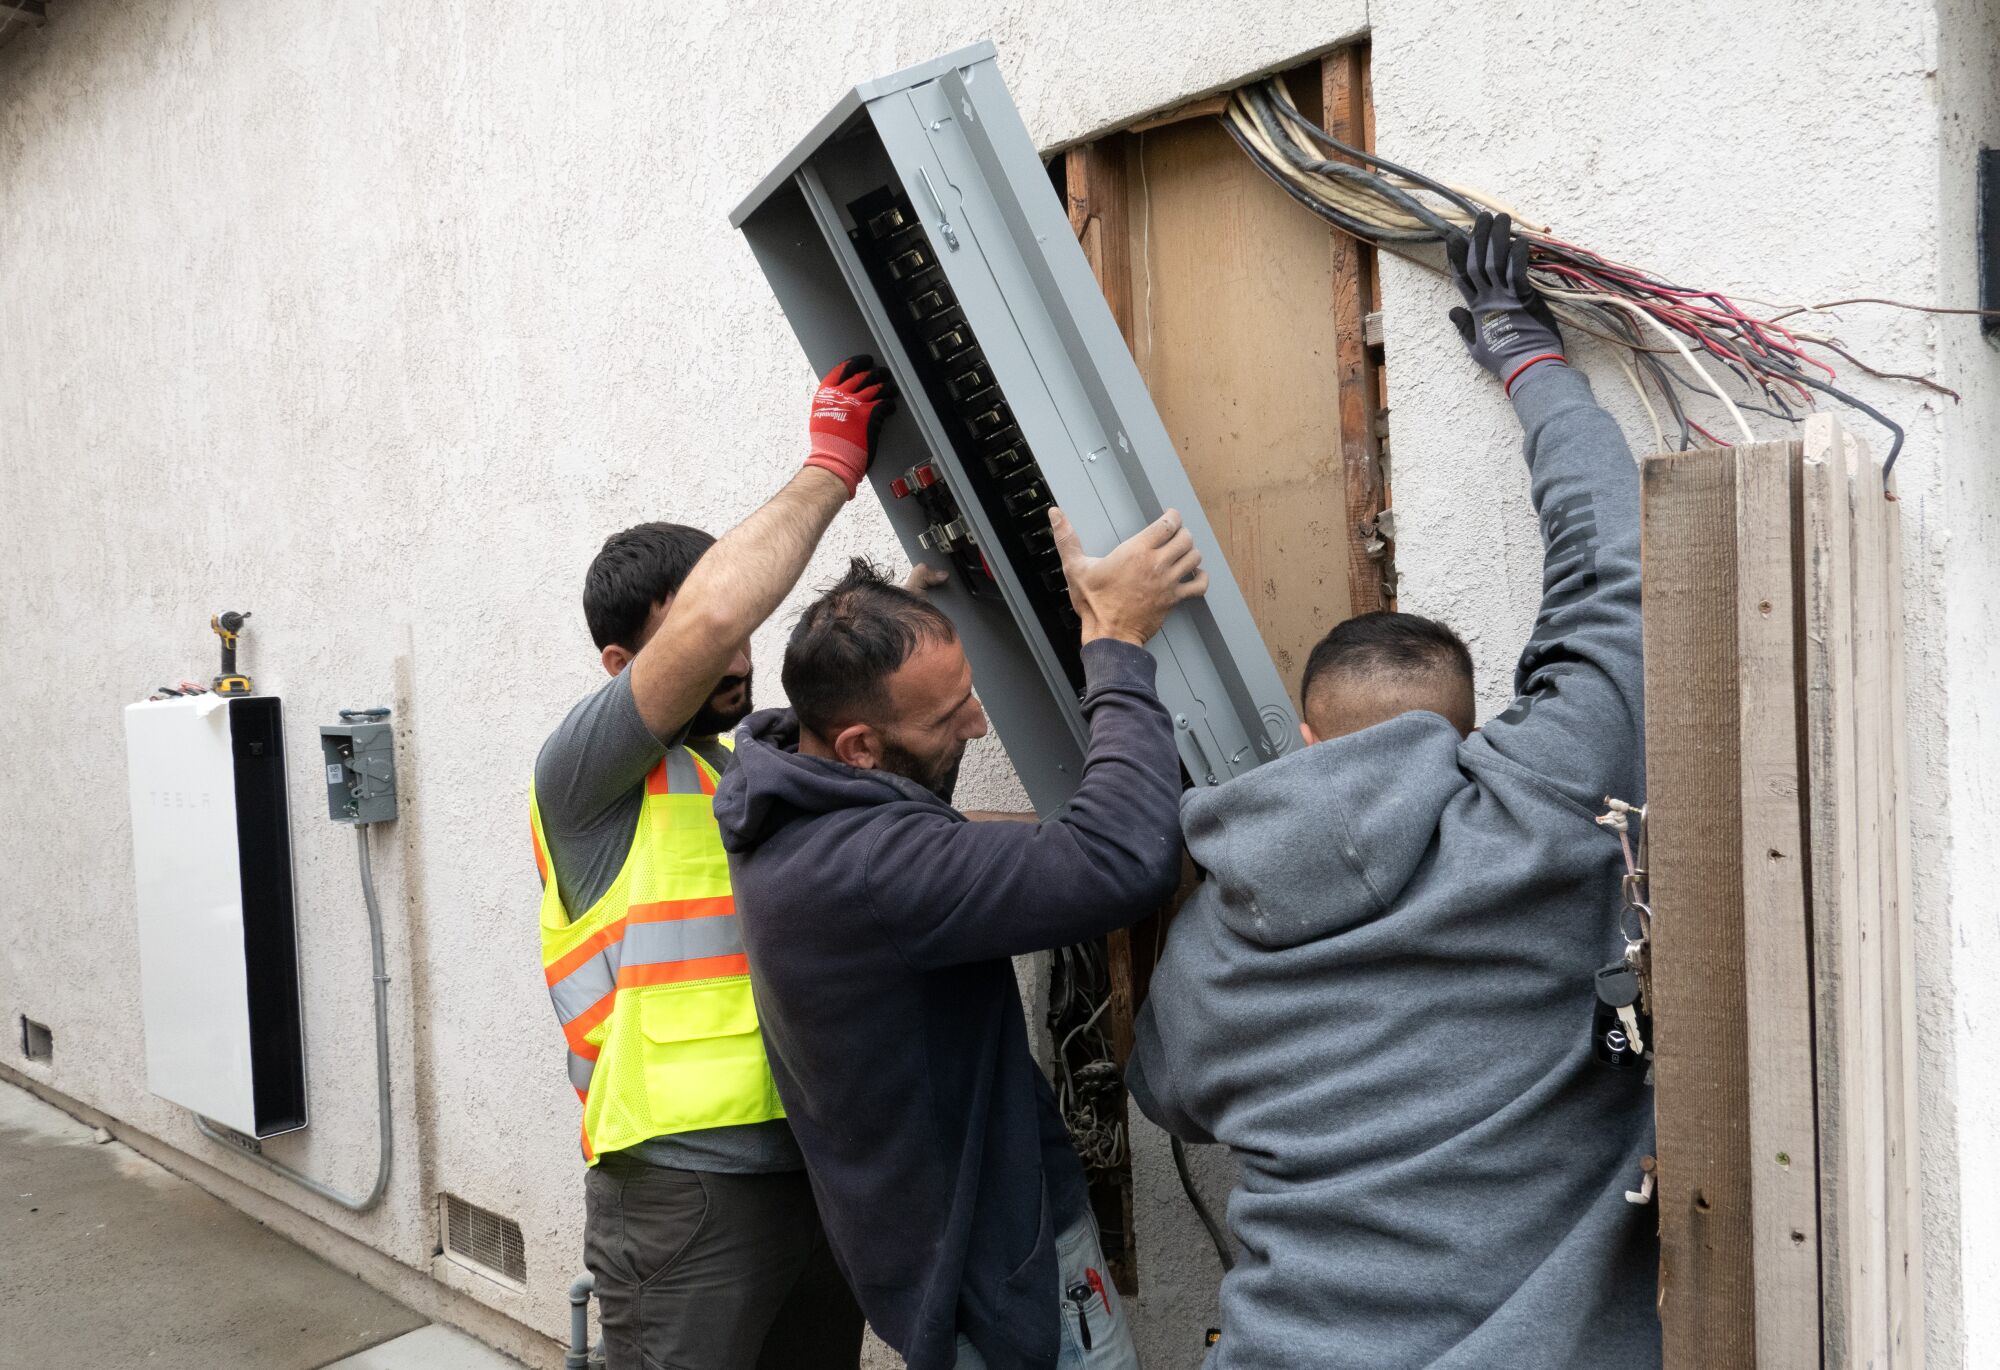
[530,738,784,1162]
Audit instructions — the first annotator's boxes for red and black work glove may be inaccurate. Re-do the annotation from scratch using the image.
[804,354,898,499]
[1448,211,1567,396]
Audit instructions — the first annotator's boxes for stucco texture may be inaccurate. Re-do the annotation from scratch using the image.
[2,1,1992,1366]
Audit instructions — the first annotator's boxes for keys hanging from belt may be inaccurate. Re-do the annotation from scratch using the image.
[1593,796,1653,1057]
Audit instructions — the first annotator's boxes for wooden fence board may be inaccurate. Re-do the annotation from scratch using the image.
[1881,462,1925,1368]
[1803,416,1879,1368]
[1732,441,1822,1368]
[1646,420,1920,1368]
[1641,445,1758,1367]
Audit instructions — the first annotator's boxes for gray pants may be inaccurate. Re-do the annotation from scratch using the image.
[584,1154,863,1370]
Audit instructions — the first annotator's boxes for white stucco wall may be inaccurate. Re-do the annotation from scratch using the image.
[1931,0,2000,1357]
[2,1,1991,1366]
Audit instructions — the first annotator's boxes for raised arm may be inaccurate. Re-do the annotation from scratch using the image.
[628,357,895,739]
[867,509,1209,968]
[1451,214,1644,808]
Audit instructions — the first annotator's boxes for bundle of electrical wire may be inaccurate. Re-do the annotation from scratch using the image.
[1221,77,1961,475]
[1049,942,1128,1176]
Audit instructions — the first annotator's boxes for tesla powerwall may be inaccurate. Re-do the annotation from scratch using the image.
[732,42,1298,815]
[125,694,307,1137]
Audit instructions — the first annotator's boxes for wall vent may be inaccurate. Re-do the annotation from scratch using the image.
[440,1193,527,1285]
[19,1016,51,1063]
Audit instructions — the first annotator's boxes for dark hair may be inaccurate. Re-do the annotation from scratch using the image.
[1300,611,1474,707]
[783,559,957,739]
[584,522,716,651]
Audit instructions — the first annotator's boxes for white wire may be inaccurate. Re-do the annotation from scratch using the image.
[1618,354,1669,453]
[1558,290,1757,445]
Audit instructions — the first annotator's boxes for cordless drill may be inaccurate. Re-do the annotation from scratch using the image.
[211,611,254,694]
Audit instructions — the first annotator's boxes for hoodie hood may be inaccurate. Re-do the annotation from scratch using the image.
[1180,710,1466,949]
[714,706,949,855]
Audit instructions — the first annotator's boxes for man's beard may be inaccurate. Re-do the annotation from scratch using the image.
[879,737,965,804]
[686,671,752,738]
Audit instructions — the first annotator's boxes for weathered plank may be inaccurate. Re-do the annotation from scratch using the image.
[1322,43,1389,617]
[1732,440,1822,1368]
[1802,414,1880,1368]
[1641,445,1759,1368]
[1880,458,1926,1368]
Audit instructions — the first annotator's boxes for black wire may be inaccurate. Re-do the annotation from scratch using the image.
[1653,360,1807,425]
[1170,1135,1235,1273]
[1258,82,1485,221]
[1624,333,1694,451]
[1228,82,1910,479]
[1243,88,1462,241]
[1790,370,1908,479]
[1222,118,1441,245]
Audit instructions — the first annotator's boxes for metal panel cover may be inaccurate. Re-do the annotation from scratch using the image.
[735,44,1297,815]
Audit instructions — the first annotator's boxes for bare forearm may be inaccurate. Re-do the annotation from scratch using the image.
[629,467,848,737]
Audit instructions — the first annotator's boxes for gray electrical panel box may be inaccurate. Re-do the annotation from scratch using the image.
[732,43,1297,816]
[319,713,396,825]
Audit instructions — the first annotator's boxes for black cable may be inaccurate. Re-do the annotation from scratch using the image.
[1221,118,1440,246]
[1171,1135,1235,1273]
[1259,82,1485,222]
[1789,370,1908,478]
[1243,88,1460,241]
[1226,79,1912,480]
[1654,360,1808,425]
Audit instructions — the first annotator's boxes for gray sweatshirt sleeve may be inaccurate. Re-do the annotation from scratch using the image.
[1468,363,1644,811]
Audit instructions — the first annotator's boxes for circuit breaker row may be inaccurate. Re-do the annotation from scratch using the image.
[849,188,1083,682]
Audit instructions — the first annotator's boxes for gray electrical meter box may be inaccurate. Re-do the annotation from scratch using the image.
[319,713,396,825]
[732,42,1297,816]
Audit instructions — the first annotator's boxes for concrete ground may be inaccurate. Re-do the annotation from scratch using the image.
[0,1081,528,1370]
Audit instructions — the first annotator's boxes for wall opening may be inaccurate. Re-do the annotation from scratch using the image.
[1045,40,1390,1295]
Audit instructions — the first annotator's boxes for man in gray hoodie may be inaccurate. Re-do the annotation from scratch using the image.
[1126,213,1660,1369]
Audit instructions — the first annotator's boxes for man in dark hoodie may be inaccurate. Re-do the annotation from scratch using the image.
[715,508,1208,1370]
[1126,212,1661,1369]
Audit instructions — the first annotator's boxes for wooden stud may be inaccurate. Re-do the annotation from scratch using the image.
[1322,43,1390,616]
[1732,440,1821,1368]
[1066,141,1134,345]
[1640,445,1759,1368]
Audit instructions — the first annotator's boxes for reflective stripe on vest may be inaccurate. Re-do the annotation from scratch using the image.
[531,737,784,1162]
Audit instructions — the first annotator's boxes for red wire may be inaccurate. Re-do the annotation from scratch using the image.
[1528,239,1839,382]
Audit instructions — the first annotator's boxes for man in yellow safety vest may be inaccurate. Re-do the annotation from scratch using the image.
[531,356,903,1370]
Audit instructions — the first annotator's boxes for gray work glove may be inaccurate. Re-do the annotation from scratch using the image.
[1447,211,1566,393]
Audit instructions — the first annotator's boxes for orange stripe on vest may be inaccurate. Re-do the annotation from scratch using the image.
[615,953,750,990]
[562,996,614,1056]
[627,894,736,925]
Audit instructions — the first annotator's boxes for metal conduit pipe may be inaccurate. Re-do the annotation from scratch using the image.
[195,822,393,1212]
[566,1273,599,1369]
